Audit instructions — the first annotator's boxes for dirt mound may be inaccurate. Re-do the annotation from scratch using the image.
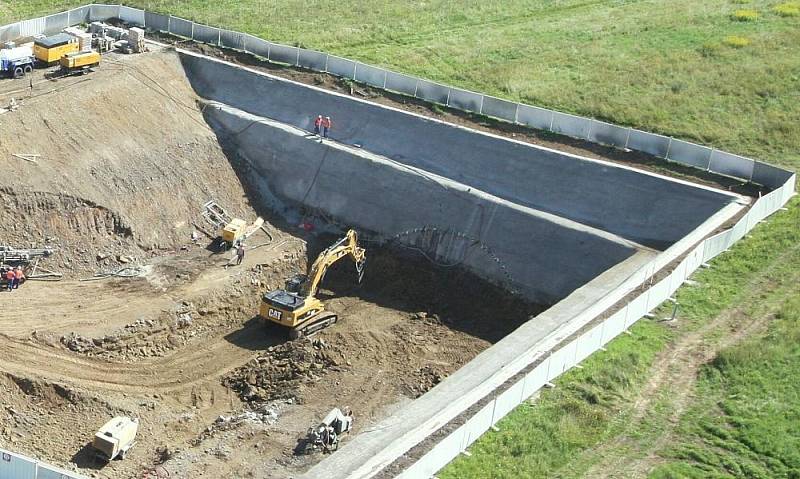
[0,48,255,273]
[223,338,345,403]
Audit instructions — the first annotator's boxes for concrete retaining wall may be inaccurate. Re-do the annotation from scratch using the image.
[179,54,736,250]
[205,103,638,303]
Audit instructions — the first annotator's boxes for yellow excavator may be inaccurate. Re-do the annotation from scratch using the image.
[260,229,366,339]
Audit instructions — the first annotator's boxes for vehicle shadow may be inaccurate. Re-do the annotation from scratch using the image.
[70,443,107,470]
[223,316,287,350]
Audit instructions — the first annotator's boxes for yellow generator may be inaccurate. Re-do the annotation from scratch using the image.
[60,50,101,74]
[34,33,79,64]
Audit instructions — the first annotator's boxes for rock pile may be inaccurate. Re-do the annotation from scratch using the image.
[223,339,344,403]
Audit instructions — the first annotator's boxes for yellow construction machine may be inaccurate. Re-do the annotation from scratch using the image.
[260,229,366,339]
[201,200,265,250]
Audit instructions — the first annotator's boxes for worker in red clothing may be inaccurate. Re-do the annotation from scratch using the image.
[13,266,24,290]
[313,115,323,136]
[321,116,332,138]
[5,268,15,292]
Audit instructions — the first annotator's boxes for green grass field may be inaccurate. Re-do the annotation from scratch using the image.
[2,0,799,170]
[2,1,798,478]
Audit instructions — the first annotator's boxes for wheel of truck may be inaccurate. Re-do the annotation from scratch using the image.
[13,66,24,79]
[23,64,33,74]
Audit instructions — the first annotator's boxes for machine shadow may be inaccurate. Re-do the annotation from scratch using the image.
[223,316,288,350]
[70,443,106,470]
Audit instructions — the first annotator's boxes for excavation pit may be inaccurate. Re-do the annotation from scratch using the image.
[0,46,747,479]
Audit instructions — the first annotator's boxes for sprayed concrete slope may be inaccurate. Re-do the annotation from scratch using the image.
[179,52,737,251]
[203,101,639,302]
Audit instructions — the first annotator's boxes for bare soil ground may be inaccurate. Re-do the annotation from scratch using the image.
[0,48,541,479]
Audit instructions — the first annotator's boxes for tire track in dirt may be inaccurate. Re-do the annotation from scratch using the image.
[0,322,264,393]
[569,239,800,479]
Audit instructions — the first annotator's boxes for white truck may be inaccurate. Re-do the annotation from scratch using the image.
[0,45,35,79]
[92,416,139,461]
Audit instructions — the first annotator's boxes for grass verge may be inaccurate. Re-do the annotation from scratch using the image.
[442,196,800,478]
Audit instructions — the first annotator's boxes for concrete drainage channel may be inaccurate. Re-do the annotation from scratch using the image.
[0,5,795,479]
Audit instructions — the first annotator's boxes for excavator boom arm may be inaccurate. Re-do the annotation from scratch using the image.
[302,230,366,298]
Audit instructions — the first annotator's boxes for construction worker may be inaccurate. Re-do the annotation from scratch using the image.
[314,115,323,136]
[13,266,24,289]
[321,116,332,138]
[236,243,245,265]
[3,268,12,292]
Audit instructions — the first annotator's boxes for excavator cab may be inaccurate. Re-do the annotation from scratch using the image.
[285,274,308,294]
[260,229,366,339]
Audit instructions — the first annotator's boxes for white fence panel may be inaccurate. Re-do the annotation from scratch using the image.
[415,79,449,104]
[481,96,517,122]
[729,215,749,243]
[192,23,219,45]
[89,4,120,22]
[588,120,630,149]
[575,323,604,363]
[354,62,387,88]
[752,162,793,189]
[68,6,91,25]
[546,342,574,381]
[746,196,767,230]
[522,358,549,398]
[219,30,245,50]
[491,379,526,424]
[395,429,463,479]
[0,450,36,479]
[684,242,705,277]
[144,11,169,32]
[325,55,356,79]
[761,190,785,221]
[781,175,796,204]
[36,463,82,479]
[624,292,649,329]
[627,130,670,158]
[385,71,418,96]
[668,259,689,295]
[168,16,193,38]
[600,308,627,344]
[709,150,755,182]
[243,34,270,59]
[447,88,483,113]
[44,12,70,35]
[461,402,495,450]
[667,139,712,170]
[0,23,21,42]
[703,229,732,262]
[297,49,327,71]
[646,276,671,313]
[269,43,299,65]
[550,111,592,140]
[119,6,145,26]
[19,17,46,36]
[517,104,554,130]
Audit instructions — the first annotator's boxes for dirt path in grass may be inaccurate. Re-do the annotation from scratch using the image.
[570,238,800,479]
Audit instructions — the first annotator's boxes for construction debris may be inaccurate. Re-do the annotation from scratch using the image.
[12,153,39,163]
[80,266,144,282]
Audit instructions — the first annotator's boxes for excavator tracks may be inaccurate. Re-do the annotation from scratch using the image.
[290,313,338,340]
